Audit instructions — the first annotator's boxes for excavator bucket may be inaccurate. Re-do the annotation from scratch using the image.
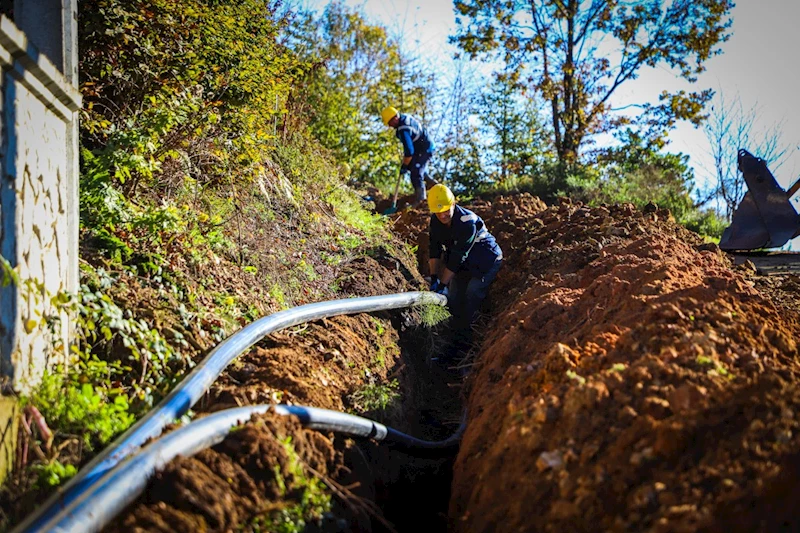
[718,149,800,251]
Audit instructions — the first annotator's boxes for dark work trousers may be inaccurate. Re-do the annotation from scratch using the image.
[446,257,503,352]
[408,150,433,190]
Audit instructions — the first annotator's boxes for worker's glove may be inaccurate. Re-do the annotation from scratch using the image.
[400,164,411,174]
[435,285,449,297]
[429,276,440,292]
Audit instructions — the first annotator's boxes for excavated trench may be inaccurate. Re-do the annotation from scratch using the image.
[336,319,464,532]
[108,289,467,532]
[97,192,800,532]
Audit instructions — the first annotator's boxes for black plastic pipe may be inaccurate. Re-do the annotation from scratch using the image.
[14,291,447,533]
[39,404,465,533]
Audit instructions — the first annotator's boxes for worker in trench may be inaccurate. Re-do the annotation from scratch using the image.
[426,184,503,362]
[380,106,437,206]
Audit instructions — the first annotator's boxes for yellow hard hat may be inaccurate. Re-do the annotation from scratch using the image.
[427,184,455,213]
[381,106,399,125]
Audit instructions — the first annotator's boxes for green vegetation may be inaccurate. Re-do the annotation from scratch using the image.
[250,436,332,533]
[573,132,728,238]
[453,0,734,167]
[30,461,78,490]
[565,370,586,386]
[26,370,135,453]
[418,303,451,328]
[287,1,433,190]
[349,379,401,414]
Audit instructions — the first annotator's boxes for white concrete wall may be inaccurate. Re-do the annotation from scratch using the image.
[0,16,80,392]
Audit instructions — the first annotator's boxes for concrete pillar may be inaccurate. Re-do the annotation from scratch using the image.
[0,10,80,483]
[15,0,79,296]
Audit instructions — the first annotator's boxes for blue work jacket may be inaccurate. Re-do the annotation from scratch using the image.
[395,113,434,157]
[429,205,502,276]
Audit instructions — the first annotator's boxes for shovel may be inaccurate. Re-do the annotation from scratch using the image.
[382,170,404,215]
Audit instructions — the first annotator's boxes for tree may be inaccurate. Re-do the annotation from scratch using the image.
[286,2,435,190]
[585,130,726,238]
[701,91,790,219]
[429,61,488,195]
[452,0,734,167]
[478,72,553,189]
[79,0,307,191]
[593,130,696,217]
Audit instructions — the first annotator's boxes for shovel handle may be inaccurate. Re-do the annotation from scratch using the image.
[391,169,403,206]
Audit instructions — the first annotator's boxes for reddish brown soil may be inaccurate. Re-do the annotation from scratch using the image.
[445,200,800,532]
[111,411,341,532]
[207,313,406,415]
[91,193,800,533]
[389,193,547,280]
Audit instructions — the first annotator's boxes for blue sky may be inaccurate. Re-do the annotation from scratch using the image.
[302,0,800,196]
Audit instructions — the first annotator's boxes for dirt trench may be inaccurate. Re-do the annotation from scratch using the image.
[102,193,800,532]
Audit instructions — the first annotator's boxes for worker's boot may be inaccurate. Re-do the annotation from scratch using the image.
[413,186,426,207]
[424,176,438,189]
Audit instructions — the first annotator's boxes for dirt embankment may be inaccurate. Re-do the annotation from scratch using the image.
[111,247,461,532]
[449,200,800,532]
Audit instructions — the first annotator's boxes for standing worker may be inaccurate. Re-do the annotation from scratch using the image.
[427,184,502,361]
[381,106,436,206]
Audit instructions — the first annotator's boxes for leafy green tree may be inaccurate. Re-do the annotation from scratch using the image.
[580,130,725,238]
[592,130,696,218]
[287,2,435,191]
[478,72,553,189]
[452,0,734,167]
[430,62,488,195]
[79,0,308,188]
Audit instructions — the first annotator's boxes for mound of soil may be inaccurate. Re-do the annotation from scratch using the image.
[90,192,800,533]
[111,411,341,533]
[207,313,405,415]
[449,201,800,532]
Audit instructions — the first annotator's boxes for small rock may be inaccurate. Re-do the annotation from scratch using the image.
[653,421,687,458]
[776,428,792,443]
[667,504,697,516]
[619,405,638,421]
[741,260,757,273]
[630,484,657,508]
[537,450,563,471]
[563,380,609,416]
[668,383,708,413]
[533,401,548,424]
[549,500,579,519]
[642,396,672,419]
[609,226,629,237]
[697,242,720,255]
